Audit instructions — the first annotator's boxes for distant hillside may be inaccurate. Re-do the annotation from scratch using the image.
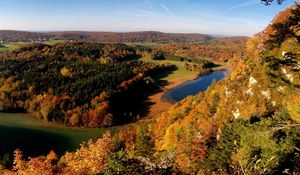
[0,30,248,44]
[152,36,249,63]
[0,30,52,43]
[49,31,214,43]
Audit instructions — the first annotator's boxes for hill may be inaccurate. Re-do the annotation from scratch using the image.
[148,4,300,174]
[0,30,52,43]
[2,4,298,175]
[0,42,172,127]
[152,36,248,63]
[49,31,214,43]
[0,30,249,44]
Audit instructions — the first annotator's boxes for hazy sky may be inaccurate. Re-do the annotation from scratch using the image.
[0,0,297,36]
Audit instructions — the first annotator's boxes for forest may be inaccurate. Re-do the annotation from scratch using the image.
[0,30,212,43]
[0,1,299,174]
[152,36,248,63]
[0,42,137,61]
[0,30,248,44]
[0,30,52,43]
[0,42,172,127]
[1,3,298,175]
[0,39,229,128]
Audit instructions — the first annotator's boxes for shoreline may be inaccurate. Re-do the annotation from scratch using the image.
[161,74,199,104]
[0,74,199,130]
[144,73,199,118]
[161,68,230,104]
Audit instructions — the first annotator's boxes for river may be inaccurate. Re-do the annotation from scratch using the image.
[163,70,230,103]
[0,70,229,159]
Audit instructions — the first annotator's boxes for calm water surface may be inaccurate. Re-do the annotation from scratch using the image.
[163,70,230,103]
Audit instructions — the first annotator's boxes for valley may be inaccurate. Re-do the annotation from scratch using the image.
[0,52,228,158]
[0,1,299,174]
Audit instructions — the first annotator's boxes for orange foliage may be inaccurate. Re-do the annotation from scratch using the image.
[60,132,112,175]
[118,128,137,152]
[4,149,57,175]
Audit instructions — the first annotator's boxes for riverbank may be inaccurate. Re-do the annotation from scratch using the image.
[162,70,230,104]
[0,58,227,158]
[0,68,198,158]
[140,60,231,119]
[144,73,198,118]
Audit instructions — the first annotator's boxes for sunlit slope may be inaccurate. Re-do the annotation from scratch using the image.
[150,4,300,174]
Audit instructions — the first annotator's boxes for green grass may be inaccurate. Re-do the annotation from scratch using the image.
[126,42,166,48]
[43,39,64,45]
[0,112,119,157]
[0,42,31,52]
[138,56,199,81]
[0,40,64,52]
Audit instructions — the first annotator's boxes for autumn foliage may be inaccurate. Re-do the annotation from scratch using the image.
[0,43,171,127]
[1,4,300,175]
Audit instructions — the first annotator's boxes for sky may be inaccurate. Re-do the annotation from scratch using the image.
[0,0,297,36]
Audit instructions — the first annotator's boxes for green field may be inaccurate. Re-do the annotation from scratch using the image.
[126,42,166,48]
[0,42,30,52]
[0,113,119,157]
[42,39,64,45]
[0,40,64,52]
[138,56,199,81]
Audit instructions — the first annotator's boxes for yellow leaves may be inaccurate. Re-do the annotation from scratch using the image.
[246,37,258,51]
[91,91,108,107]
[39,95,59,121]
[151,92,215,173]
[99,57,113,64]
[287,94,300,123]
[0,77,18,93]
[118,128,137,152]
[197,117,213,139]
[176,155,192,173]
[194,100,211,118]
[60,67,72,77]
[28,93,72,122]
[28,85,36,94]
[69,113,80,126]
[160,123,179,151]
[87,101,111,127]
[46,150,58,162]
[61,132,113,175]
[9,149,55,175]
[12,149,25,172]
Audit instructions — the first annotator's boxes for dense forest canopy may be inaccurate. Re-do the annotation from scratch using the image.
[0,30,52,43]
[0,31,211,43]
[133,36,249,64]
[50,31,213,43]
[0,42,171,127]
[0,42,137,61]
[152,38,247,63]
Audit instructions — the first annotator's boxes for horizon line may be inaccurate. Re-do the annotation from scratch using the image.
[0,29,251,37]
